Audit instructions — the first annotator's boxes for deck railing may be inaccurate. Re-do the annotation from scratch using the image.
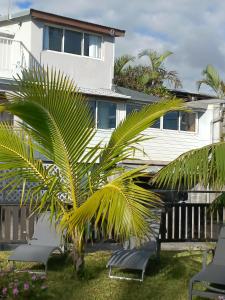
[160,202,224,242]
[0,37,40,79]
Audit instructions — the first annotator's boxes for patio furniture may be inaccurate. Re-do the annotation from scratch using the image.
[189,225,225,299]
[106,209,161,281]
[8,212,64,273]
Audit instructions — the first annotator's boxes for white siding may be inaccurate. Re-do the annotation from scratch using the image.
[90,103,220,163]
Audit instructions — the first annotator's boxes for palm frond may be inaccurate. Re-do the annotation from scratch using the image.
[114,55,135,76]
[62,168,161,241]
[6,68,97,207]
[153,142,225,190]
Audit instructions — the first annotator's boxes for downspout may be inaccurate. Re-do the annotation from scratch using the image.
[210,104,225,144]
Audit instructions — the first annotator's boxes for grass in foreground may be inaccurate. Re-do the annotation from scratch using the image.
[0,250,208,300]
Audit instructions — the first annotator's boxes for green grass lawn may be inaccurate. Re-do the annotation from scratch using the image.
[0,250,208,300]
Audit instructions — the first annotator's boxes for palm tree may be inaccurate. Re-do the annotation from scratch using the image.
[0,68,185,273]
[114,54,135,78]
[138,49,182,89]
[197,64,225,98]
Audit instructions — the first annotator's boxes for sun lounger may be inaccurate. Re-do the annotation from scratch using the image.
[189,225,225,299]
[8,212,63,273]
[106,209,161,281]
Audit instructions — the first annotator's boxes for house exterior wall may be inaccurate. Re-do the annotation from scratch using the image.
[0,18,115,89]
[90,101,220,163]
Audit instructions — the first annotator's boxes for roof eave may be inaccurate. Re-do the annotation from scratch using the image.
[30,9,125,37]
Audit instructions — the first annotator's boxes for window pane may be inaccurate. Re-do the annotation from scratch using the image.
[126,103,142,116]
[88,100,96,123]
[49,27,63,52]
[180,112,196,132]
[64,30,82,55]
[84,33,101,58]
[163,112,179,130]
[151,118,160,128]
[97,101,116,129]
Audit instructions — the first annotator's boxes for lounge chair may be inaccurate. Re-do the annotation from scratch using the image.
[106,210,161,282]
[8,212,63,273]
[189,225,225,299]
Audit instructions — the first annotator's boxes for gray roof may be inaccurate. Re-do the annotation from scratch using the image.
[186,99,225,110]
[114,86,159,103]
[79,87,130,99]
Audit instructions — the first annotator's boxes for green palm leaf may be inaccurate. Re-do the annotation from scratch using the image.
[153,142,225,190]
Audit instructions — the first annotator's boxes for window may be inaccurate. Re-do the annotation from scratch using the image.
[48,27,63,52]
[84,34,101,58]
[88,100,96,122]
[180,112,196,132]
[97,101,116,129]
[44,26,102,59]
[126,103,143,116]
[163,112,179,130]
[151,118,160,129]
[64,30,82,55]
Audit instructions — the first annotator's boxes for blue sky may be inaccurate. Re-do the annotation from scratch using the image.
[15,1,31,9]
[2,0,225,93]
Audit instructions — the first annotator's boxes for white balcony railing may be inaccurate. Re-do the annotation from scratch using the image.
[0,37,40,80]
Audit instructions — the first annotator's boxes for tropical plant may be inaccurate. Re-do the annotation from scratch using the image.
[0,68,185,273]
[197,64,225,98]
[114,54,135,77]
[138,49,182,89]
[153,142,225,197]
[114,50,182,97]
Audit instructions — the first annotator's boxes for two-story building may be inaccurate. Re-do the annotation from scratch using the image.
[0,8,224,204]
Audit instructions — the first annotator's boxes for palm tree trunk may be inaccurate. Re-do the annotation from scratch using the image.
[72,229,85,274]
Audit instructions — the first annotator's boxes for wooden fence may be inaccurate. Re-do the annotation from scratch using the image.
[0,202,224,245]
[0,205,35,244]
[160,202,224,242]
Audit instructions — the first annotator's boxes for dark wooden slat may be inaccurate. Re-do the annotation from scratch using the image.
[167,205,173,240]
[4,206,11,242]
[199,205,205,240]
[180,203,186,240]
[0,206,2,241]
[174,205,179,240]
[194,206,198,240]
[20,206,27,241]
[12,206,19,241]
[159,209,166,241]
[28,212,35,239]
[187,205,192,240]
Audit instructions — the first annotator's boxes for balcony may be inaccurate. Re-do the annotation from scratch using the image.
[0,37,39,81]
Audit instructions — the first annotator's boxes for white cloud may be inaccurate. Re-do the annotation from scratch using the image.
[3,0,225,92]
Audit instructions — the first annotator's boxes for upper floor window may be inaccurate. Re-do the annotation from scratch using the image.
[180,112,196,132]
[44,26,102,59]
[84,34,101,59]
[163,112,179,130]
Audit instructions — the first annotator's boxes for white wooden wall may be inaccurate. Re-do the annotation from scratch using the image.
[91,104,218,163]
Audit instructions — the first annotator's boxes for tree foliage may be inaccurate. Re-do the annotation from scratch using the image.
[0,68,185,271]
[114,50,182,96]
[197,64,225,98]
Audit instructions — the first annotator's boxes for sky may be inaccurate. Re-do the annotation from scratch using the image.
[1,0,225,93]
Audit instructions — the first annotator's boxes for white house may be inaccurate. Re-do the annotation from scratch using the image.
[0,9,224,203]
